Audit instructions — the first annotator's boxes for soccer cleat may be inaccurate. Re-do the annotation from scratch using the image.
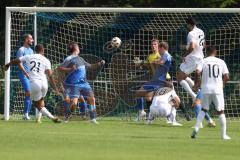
[191,130,198,139]
[134,110,146,122]
[172,122,183,126]
[90,119,99,124]
[36,118,42,124]
[208,121,216,127]
[146,120,153,125]
[23,115,31,120]
[185,114,192,121]
[64,113,72,123]
[52,117,61,123]
[222,135,231,140]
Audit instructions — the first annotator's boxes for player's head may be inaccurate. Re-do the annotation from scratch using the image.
[151,39,160,53]
[206,45,217,57]
[35,44,44,54]
[67,41,75,55]
[159,41,169,53]
[186,17,196,31]
[23,34,34,46]
[70,42,80,55]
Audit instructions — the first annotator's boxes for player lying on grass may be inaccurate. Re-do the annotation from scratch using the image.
[58,42,105,124]
[4,44,61,123]
[177,17,205,100]
[147,82,182,126]
[191,46,230,140]
[192,89,216,128]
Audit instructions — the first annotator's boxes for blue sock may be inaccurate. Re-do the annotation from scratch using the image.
[194,104,201,118]
[89,105,96,120]
[205,112,211,121]
[63,101,70,114]
[24,96,32,115]
[136,98,144,111]
[79,102,87,113]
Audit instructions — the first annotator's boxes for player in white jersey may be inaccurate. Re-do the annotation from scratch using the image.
[191,46,230,140]
[147,83,182,126]
[177,17,205,99]
[4,44,61,123]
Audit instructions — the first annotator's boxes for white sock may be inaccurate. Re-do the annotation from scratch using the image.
[40,107,54,119]
[185,77,194,88]
[219,114,227,137]
[36,109,42,121]
[195,110,205,132]
[170,107,177,123]
[180,80,196,99]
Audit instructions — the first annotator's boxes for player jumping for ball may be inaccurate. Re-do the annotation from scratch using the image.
[177,17,205,100]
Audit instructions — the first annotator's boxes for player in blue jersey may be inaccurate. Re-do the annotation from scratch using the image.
[61,42,88,120]
[17,34,34,120]
[59,43,105,124]
[135,41,172,120]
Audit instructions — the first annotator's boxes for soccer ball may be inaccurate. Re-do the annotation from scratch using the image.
[111,37,122,48]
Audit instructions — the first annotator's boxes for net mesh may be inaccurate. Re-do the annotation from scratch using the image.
[8,11,240,120]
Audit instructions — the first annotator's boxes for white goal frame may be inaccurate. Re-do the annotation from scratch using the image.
[4,7,240,120]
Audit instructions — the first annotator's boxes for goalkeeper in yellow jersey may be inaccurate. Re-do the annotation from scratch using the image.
[135,39,191,121]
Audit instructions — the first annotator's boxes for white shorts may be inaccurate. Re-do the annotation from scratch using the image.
[180,56,203,75]
[150,102,172,117]
[201,94,225,111]
[30,79,48,101]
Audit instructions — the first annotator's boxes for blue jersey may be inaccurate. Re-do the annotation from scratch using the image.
[17,46,34,75]
[61,55,91,85]
[152,51,172,81]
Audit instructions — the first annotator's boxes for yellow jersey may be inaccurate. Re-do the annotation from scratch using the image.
[146,52,171,80]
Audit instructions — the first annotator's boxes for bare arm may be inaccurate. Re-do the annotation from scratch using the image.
[184,42,195,57]
[151,58,165,65]
[58,65,76,74]
[18,62,29,79]
[87,60,105,70]
[46,69,59,93]
[223,73,229,85]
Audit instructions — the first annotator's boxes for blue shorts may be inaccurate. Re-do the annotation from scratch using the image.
[142,80,166,91]
[18,72,30,92]
[196,89,202,100]
[64,82,93,99]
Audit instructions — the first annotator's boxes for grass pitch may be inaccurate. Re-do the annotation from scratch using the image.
[0,118,239,160]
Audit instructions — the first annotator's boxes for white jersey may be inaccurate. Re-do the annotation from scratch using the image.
[200,56,229,94]
[152,87,177,106]
[19,54,51,82]
[187,26,205,59]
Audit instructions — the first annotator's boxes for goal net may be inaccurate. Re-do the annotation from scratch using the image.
[5,8,240,120]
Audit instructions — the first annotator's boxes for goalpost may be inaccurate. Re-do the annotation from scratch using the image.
[4,7,240,120]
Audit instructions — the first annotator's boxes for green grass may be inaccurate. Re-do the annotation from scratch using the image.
[0,118,240,160]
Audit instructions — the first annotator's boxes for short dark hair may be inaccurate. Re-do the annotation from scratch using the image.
[35,44,44,53]
[186,17,196,26]
[159,41,169,50]
[23,34,31,41]
[206,45,216,55]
